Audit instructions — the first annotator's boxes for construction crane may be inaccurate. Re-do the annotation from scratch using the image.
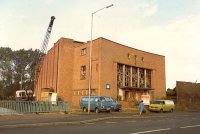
[35,16,56,72]
[16,16,56,101]
[35,15,56,86]
[40,16,55,54]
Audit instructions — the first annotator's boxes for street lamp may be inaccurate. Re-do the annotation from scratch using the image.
[88,4,114,114]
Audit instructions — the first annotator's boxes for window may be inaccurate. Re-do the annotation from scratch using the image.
[82,90,84,95]
[73,91,77,96]
[85,90,88,95]
[96,64,99,72]
[80,66,86,80]
[146,69,151,88]
[139,68,145,88]
[91,89,96,95]
[81,48,87,56]
[117,63,152,89]
[125,65,131,86]
[117,64,123,87]
[132,67,138,87]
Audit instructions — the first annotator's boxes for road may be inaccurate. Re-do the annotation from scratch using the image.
[0,112,200,134]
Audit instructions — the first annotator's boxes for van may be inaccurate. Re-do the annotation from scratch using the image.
[104,96,122,111]
[149,100,175,112]
[80,96,111,113]
[40,92,57,105]
[16,90,34,101]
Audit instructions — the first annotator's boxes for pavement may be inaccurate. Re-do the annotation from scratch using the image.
[0,112,139,129]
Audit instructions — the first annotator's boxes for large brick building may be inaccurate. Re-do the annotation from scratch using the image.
[34,37,166,107]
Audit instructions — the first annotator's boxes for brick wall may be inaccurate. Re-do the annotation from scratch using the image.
[35,37,166,107]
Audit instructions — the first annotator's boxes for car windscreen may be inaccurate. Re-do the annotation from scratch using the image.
[105,97,113,102]
[153,101,162,104]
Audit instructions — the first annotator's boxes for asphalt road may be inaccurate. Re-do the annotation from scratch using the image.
[0,112,200,134]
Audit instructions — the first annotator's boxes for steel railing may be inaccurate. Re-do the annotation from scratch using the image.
[0,101,70,115]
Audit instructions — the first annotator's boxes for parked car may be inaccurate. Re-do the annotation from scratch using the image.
[104,96,122,111]
[16,90,35,101]
[80,96,111,113]
[149,100,175,112]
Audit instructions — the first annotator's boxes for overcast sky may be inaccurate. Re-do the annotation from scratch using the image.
[1,0,200,89]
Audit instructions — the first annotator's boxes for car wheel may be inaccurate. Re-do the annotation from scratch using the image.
[160,109,163,113]
[95,108,99,113]
[107,109,111,113]
[83,107,87,112]
[170,108,173,112]
[115,109,120,112]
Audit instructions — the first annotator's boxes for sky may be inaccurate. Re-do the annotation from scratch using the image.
[0,0,200,89]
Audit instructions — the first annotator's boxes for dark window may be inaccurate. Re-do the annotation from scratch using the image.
[96,64,99,72]
[117,64,123,87]
[139,68,145,88]
[81,48,87,56]
[132,67,138,87]
[125,65,131,86]
[146,69,151,88]
[80,66,86,80]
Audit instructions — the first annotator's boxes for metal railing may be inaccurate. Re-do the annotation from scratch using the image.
[0,101,70,115]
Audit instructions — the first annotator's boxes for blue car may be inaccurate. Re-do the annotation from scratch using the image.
[80,96,111,113]
[104,96,122,111]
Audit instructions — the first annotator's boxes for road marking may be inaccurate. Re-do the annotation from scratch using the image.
[105,122,117,124]
[180,125,200,129]
[192,118,197,119]
[145,120,152,122]
[130,128,171,134]
[125,121,136,123]
[84,123,94,125]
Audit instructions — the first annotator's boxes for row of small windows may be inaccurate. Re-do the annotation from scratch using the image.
[73,89,96,96]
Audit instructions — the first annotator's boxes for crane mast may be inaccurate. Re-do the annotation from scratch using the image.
[40,16,55,54]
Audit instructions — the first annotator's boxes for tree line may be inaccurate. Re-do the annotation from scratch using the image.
[0,47,42,100]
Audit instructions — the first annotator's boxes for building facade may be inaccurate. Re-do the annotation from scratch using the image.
[176,81,200,110]
[35,37,166,107]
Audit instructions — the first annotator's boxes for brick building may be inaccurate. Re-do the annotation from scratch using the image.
[176,81,200,110]
[34,37,166,107]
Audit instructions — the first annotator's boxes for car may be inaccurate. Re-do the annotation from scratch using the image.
[149,100,175,112]
[80,96,111,113]
[104,96,122,111]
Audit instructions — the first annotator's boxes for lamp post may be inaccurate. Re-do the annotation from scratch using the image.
[88,4,114,114]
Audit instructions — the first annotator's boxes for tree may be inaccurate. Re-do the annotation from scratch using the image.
[0,47,14,99]
[13,49,41,92]
[166,87,177,96]
[0,47,41,99]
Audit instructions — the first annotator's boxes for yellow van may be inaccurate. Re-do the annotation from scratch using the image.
[149,100,175,112]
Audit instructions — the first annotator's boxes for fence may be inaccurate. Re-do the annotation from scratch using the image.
[0,101,70,115]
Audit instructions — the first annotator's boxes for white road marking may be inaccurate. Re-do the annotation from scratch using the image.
[126,121,136,123]
[105,122,117,124]
[130,128,171,134]
[192,118,197,119]
[180,125,200,129]
[84,123,94,125]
